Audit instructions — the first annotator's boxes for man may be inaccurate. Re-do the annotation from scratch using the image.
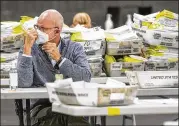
[17,9,91,126]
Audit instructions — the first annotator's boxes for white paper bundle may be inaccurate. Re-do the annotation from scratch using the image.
[126,71,178,88]
[46,78,138,106]
[1,59,17,71]
[62,24,90,33]
[104,25,132,34]
[1,52,19,62]
[132,10,178,46]
[87,56,103,77]
[106,31,139,42]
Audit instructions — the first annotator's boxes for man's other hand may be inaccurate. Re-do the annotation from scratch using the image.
[42,42,61,62]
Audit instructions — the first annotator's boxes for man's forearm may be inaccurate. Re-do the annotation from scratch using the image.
[23,44,32,56]
[17,55,34,87]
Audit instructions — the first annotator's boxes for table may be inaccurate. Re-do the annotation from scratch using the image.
[1,76,178,126]
[52,99,178,126]
[1,87,178,99]
[0,77,128,126]
[1,87,178,126]
[0,77,129,86]
[52,99,178,116]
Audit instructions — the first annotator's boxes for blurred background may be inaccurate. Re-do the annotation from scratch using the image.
[1,1,178,28]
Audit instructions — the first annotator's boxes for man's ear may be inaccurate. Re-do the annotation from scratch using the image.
[55,28,60,34]
[56,29,60,33]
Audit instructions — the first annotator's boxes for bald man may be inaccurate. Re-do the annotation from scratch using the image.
[17,9,91,126]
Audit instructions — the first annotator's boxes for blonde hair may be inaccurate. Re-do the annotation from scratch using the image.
[71,12,92,28]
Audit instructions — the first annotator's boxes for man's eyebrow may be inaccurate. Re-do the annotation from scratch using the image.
[36,23,43,27]
[37,24,54,28]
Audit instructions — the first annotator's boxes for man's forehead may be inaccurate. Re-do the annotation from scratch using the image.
[37,17,55,28]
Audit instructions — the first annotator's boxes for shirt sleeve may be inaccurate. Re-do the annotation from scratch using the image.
[17,48,34,87]
[22,54,32,57]
[58,57,66,67]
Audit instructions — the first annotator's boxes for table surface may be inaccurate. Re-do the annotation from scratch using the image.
[52,99,178,116]
[1,87,178,99]
[1,77,129,86]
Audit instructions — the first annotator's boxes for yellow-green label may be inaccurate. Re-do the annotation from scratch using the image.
[55,74,63,80]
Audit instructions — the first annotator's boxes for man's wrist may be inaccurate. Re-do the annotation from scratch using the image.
[56,57,63,64]
[55,55,61,62]
[23,45,32,56]
[54,57,63,70]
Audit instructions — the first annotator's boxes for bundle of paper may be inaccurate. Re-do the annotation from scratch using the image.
[105,25,139,42]
[1,16,41,51]
[131,45,178,71]
[87,56,103,63]
[1,52,19,63]
[1,33,24,51]
[104,25,132,35]
[143,44,178,55]
[105,32,139,42]
[1,21,20,33]
[70,26,106,58]
[70,27,105,41]
[62,24,90,33]
[126,71,178,88]
[46,78,138,106]
[87,56,103,77]
[105,26,143,56]
[132,10,178,47]
[164,48,178,54]
[133,10,178,31]
[104,55,145,77]
[1,59,17,78]
[1,22,24,52]
[132,27,178,47]
[145,52,178,71]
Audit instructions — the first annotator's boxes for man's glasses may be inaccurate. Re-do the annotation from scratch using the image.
[34,25,58,32]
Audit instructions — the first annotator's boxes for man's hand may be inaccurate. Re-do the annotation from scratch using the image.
[23,29,38,55]
[42,42,61,62]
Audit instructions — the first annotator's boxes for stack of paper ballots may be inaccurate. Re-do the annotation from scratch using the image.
[46,78,138,106]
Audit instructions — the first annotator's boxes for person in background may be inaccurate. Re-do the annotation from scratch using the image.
[17,9,91,126]
[71,12,92,28]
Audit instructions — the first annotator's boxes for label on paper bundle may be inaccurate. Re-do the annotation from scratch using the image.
[90,63,102,69]
[136,71,178,88]
[110,93,125,101]
[111,63,123,70]
[79,40,102,52]
[157,17,178,27]
[108,43,119,49]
